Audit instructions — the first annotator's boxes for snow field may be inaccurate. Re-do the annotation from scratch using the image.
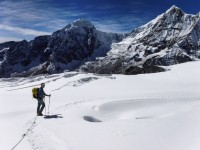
[1,61,200,150]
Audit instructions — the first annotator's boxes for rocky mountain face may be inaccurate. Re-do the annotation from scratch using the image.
[0,36,50,77]
[82,6,200,74]
[0,19,123,77]
[1,6,200,77]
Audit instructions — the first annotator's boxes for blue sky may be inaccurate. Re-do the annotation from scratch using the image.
[0,0,199,43]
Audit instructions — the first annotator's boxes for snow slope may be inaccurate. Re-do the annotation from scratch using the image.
[1,61,200,150]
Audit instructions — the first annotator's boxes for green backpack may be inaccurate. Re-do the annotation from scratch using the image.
[32,88,39,99]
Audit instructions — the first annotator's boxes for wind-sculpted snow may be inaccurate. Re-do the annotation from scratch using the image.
[96,98,198,121]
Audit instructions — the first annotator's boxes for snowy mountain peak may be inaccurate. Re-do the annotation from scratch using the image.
[82,6,200,75]
[72,19,94,28]
[166,5,184,15]
[0,18,123,77]
[0,6,200,77]
[64,19,95,31]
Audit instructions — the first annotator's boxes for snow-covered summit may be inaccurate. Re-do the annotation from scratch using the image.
[165,5,184,14]
[82,6,200,74]
[72,19,94,28]
[63,19,95,31]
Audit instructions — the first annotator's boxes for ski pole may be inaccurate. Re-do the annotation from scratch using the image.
[48,96,51,114]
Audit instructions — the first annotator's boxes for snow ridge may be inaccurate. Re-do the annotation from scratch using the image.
[82,6,200,74]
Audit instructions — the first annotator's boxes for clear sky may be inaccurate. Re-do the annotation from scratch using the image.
[0,0,199,43]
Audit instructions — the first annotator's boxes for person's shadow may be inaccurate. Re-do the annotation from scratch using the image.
[44,114,63,119]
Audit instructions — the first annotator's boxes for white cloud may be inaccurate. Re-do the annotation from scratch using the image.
[0,24,51,36]
[92,21,129,33]
[0,1,45,22]
[91,13,149,33]
[0,0,87,31]
[0,0,153,42]
[0,37,21,43]
[0,0,89,42]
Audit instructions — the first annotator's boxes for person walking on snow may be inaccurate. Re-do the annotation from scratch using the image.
[37,83,51,116]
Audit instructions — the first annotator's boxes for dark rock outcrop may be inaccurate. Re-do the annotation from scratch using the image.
[0,19,123,77]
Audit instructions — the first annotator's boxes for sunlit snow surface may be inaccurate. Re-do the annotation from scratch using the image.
[1,61,200,150]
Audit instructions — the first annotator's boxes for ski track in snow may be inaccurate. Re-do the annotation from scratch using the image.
[0,72,78,89]
[0,73,114,92]
[27,121,70,150]
[51,77,100,91]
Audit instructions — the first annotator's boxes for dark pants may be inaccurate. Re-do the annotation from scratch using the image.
[37,98,45,114]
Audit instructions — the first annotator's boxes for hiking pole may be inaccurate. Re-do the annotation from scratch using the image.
[48,95,51,114]
[44,97,46,116]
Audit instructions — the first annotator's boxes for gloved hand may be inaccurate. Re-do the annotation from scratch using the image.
[48,94,51,97]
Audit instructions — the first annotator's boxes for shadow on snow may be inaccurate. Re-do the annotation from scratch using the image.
[44,114,63,119]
